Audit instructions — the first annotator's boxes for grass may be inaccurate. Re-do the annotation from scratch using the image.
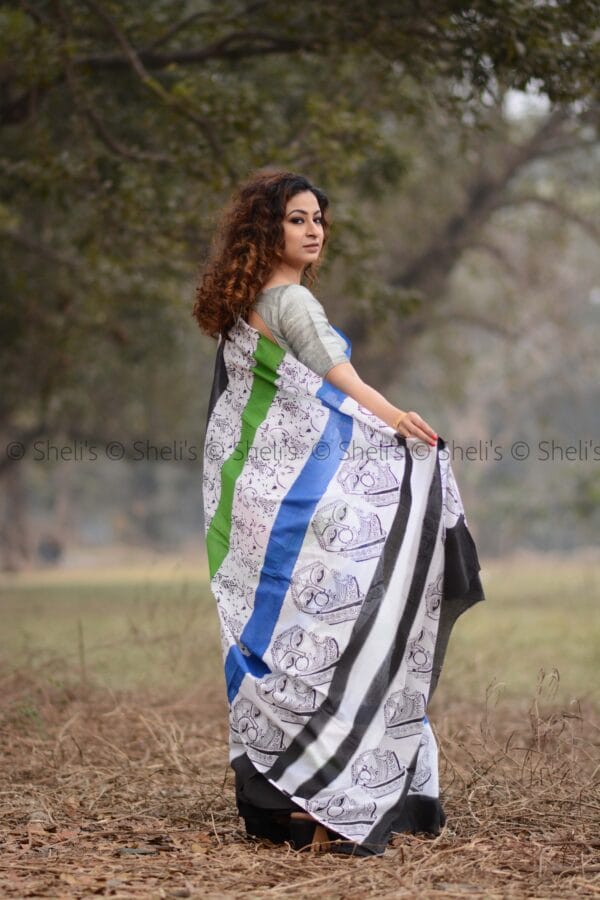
[0,552,598,705]
[438,553,600,706]
[0,564,218,690]
[0,552,598,898]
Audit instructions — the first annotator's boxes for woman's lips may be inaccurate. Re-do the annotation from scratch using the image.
[304,244,320,250]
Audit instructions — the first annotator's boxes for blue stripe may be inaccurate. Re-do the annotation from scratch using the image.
[224,380,353,702]
[330,324,352,359]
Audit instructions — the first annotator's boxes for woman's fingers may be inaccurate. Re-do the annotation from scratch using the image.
[412,425,434,444]
[415,412,437,440]
[419,419,438,443]
[409,412,435,439]
[397,411,437,445]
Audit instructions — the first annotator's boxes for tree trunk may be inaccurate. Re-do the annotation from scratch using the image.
[0,463,33,572]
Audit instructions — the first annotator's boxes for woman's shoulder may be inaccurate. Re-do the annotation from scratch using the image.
[257,282,316,300]
[277,282,323,311]
[255,282,322,318]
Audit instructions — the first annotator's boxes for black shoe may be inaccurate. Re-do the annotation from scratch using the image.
[242,812,291,844]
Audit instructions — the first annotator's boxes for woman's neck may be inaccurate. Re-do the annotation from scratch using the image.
[262,263,304,289]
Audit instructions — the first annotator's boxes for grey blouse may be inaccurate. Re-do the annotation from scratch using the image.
[252,283,349,378]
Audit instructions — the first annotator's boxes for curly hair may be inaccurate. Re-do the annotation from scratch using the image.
[192,170,331,341]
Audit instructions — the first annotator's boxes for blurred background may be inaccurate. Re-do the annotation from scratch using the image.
[0,1,598,700]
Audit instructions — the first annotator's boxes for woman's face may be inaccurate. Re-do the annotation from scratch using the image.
[280,190,324,271]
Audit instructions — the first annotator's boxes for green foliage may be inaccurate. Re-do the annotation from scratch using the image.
[1,0,598,442]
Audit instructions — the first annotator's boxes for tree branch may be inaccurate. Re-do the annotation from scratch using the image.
[82,0,238,183]
[492,194,600,243]
[18,0,53,27]
[0,25,314,127]
[142,11,216,52]
[427,310,519,340]
[76,30,317,70]
[84,104,174,165]
[343,109,585,390]
[141,4,271,52]
[534,138,599,159]
[390,109,572,296]
[467,240,520,278]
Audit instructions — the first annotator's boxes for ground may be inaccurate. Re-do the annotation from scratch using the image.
[0,552,598,898]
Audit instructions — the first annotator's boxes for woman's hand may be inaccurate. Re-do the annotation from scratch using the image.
[394,410,437,446]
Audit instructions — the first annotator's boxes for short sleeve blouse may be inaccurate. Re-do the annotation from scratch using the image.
[252,283,349,378]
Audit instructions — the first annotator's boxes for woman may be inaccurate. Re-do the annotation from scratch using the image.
[194,170,485,855]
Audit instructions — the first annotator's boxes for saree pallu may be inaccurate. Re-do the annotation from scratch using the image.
[202,315,485,853]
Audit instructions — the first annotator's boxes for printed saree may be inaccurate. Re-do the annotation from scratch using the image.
[202,315,485,853]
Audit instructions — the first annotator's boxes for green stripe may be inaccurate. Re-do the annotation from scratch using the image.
[206,334,285,580]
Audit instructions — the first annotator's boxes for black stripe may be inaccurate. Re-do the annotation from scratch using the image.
[293,454,442,797]
[265,444,414,784]
[204,337,228,434]
[429,512,486,699]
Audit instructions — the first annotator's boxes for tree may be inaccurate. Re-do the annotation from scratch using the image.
[338,99,600,386]
[1,0,598,566]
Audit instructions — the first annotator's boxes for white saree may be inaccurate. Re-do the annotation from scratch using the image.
[202,315,484,852]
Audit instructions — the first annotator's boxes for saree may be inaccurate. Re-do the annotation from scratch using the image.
[202,314,485,853]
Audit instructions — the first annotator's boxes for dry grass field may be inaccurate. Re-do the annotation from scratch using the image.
[0,552,598,898]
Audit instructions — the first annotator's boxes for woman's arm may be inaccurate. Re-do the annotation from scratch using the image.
[325,361,437,446]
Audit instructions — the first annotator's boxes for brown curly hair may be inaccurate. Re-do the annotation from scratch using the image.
[192,170,331,341]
